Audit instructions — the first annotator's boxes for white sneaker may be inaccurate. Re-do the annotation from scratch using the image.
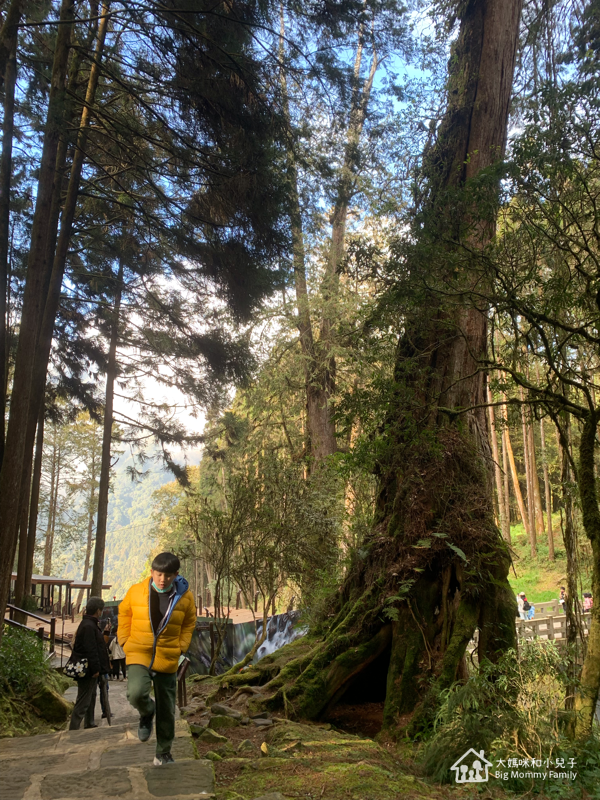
[153,753,175,766]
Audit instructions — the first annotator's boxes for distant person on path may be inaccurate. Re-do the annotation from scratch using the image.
[517,593,527,620]
[528,601,535,620]
[109,633,127,680]
[118,552,196,766]
[559,586,566,610]
[583,593,593,611]
[69,596,111,730]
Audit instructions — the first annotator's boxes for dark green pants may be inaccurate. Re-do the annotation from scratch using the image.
[127,664,177,755]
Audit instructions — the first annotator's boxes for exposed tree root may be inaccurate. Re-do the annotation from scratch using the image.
[214,429,516,737]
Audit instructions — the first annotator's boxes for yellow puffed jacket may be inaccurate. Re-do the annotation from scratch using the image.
[118,576,196,674]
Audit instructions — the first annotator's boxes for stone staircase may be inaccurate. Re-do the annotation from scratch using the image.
[0,681,214,800]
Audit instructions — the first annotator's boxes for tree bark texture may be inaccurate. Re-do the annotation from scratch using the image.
[12,457,32,620]
[25,404,45,593]
[501,411,512,540]
[539,415,554,558]
[14,398,45,611]
[0,0,25,89]
[43,427,63,577]
[503,398,530,534]
[487,382,509,541]
[520,392,537,555]
[0,0,75,640]
[574,410,600,739]
[556,415,585,715]
[529,417,545,536]
[223,0,522,735]
[0,1,20,469]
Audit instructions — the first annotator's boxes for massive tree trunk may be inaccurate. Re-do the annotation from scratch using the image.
[223,0,522,735]
[574,409,600,739]
[90,256,123,598]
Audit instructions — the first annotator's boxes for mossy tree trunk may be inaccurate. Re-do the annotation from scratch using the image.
[223,0,522,736]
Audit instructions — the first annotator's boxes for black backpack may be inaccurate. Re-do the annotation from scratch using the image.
[523,600,531,611]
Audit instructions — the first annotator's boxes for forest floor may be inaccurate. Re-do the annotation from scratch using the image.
[184,675,570,800]
[507,515,593,603]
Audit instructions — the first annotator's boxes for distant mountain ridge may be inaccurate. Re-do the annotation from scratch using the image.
[58,448,202,600]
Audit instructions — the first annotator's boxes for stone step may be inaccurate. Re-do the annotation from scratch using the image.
[0,720,190,762]
[2,753,214,799]
[36,759,214,800]
[0,681,211,799]
[1,719,210,799]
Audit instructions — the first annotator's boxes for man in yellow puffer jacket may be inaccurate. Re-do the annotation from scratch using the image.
[118,552,196,765]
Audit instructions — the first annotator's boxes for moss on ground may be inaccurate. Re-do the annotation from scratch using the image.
[200,715,520,799]
[189,670,572,799]
[219,757,430,800]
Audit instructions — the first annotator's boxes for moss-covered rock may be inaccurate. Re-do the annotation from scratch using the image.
[29,685,71,724]
[189,723,206,735]
[237,739,259,754]
[210,714,240,730]
[199,727,228,743]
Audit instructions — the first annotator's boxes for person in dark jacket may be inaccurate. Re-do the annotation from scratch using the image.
[68,596,111,730]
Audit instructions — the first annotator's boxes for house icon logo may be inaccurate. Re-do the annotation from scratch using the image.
[450,748,492,783]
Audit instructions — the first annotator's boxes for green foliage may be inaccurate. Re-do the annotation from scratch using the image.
[422,640,600,795]
[0,625,71,737]
[20,594,41,613]
[0,625,51,695]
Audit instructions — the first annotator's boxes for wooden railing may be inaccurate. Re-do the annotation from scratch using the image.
[5,604,56,654]
[516,612,592,641]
